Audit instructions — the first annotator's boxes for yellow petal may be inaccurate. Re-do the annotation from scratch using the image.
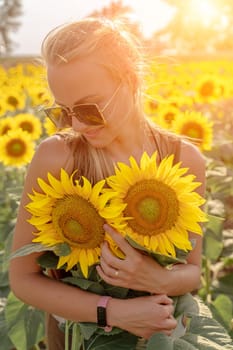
[90,179,105,204]
[37,178,63,198]
[79,249,89,278]
[60,168,76,194]
[47,172,65,195]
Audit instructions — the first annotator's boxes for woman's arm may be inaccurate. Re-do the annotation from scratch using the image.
[9,135,177,338]
[97,141,206,296]
[8,135,100,321]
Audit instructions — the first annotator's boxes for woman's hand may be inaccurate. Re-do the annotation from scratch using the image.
[108,294,177,338]
[96,224,168,294]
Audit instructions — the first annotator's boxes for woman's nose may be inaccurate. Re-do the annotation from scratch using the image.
[71,115,87,131]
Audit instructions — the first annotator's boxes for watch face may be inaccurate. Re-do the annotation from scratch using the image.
[97,305,107,328]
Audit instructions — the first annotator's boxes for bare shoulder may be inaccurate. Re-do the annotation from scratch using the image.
[24,134,74,193]
[180,140,206,196]
[180,139,205,167]
[35,134,73,169]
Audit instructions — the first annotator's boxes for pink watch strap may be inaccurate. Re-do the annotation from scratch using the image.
[97,296,112,307]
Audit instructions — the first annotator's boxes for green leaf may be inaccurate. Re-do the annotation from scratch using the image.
[101,281,129,299]
[173,294,200,319]
[84,331,138,349]
[181,333,222,350]
[5,293,27,350]
[5,292,45,350]
[9,243,55,259]
[62,276,105,294]
[54,242,71,256]
[211,294,233,331]
[147,333,173,350]
[79,322,98,340]
[204,214,225,237]
[1,228,13,275]
[125,235,189,267]
[203,234,223,261]
[171,314,188,339]
[37,251,59,269]
[78,322,123,341]
[185,314,233,349]
[10,242,71,261]
[0,309,14,350]
[173,337,197,350]
[63,266,130,299]
[212,273,233,301]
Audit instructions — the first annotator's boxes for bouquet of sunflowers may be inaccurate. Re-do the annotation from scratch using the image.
[12,152,233,350]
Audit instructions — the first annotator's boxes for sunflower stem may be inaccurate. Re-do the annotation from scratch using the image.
[71,322,83,350]
[65,320,71,350]
[202,256,212,303]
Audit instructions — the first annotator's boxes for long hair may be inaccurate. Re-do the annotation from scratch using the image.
[61,131,115,184]
[41,17,183,183]
[41,17,145,94]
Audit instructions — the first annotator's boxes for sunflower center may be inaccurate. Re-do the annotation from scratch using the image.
[124,179,179,236]
[199,81,214,97]
[149,100,158,111]
[7,95,19,108]
[52,195,105,248]
[64,219,85,240]
[181,121,203,139]
[138,197,161,223]
[2,126,11,135]
[164,112,175,124]
[7,139,26,157]
[20,121,33,133]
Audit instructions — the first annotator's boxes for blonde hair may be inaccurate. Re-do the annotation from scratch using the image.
[42,17,182,184]
[64,133,115,184]
[41,17,149,183]
[41,16,144,93]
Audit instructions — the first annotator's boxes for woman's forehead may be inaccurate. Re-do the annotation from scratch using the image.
[47,59,118,105]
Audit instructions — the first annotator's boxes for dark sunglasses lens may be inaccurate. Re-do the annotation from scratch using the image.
[45,108,70,128]
[73,104,105,125]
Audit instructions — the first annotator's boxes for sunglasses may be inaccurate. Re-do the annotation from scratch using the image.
[43,83,121,129]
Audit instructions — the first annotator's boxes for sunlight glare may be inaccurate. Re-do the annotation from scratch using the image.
[189,0,219,27]
[126,1,175,37]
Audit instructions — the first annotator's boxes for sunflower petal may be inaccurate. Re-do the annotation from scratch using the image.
[79,249,89,278]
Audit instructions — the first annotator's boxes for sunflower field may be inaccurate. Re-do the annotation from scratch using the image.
[0,57,233,349]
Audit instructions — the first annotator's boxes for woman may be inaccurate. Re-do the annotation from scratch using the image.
[9,17,206,349]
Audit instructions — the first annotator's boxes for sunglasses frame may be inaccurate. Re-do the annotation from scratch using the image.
[44,83,121,129]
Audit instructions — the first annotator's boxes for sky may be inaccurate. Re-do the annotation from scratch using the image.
[11,0,175,55]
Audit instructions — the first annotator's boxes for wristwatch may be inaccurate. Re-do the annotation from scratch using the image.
[97,296,112,332]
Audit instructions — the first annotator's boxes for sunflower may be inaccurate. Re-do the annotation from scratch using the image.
[43,116,57,136]
[194,74,224,103]
[3,88,26,112]
[0,97,8,118]
[0,129,35,167]
[143,96,159,116]
[152,104,180,129]
[107,152,207,258]
[171,111,213,152]
[14,113,42,140]
[26,169,124,277]
[0,116,14,135]
[29,85,53,107]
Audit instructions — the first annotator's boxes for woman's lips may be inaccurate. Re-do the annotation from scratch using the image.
[83,127,103,138]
